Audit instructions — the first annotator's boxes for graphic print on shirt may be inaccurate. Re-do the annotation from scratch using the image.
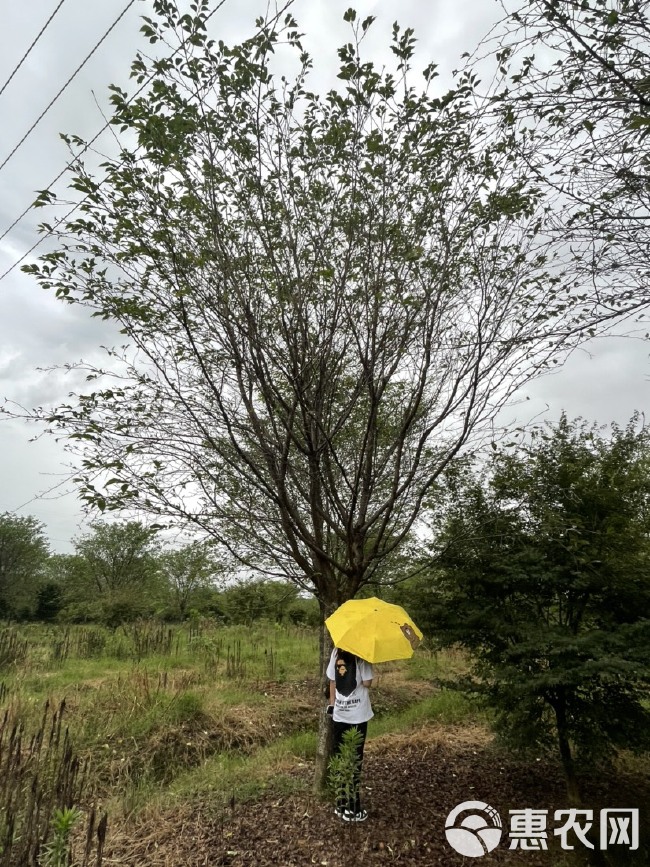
[335,650,357,697]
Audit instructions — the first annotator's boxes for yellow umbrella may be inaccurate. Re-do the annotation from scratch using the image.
[325,597,423,663]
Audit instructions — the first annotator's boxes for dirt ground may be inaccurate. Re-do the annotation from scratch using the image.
[102,723,650,867]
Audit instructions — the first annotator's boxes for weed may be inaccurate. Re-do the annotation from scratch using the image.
[39,807,82,867]
[128,621,174,660]
[225,641,245,679]
[168,691,204,725]
[50,628,108,663]
[328,727,365,814]
[0,699,106,867]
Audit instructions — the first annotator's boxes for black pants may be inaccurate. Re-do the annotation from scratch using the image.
[332,720,368,813]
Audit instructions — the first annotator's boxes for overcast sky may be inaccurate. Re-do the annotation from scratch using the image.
[0,0,647,553]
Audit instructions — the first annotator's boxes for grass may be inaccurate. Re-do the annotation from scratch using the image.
[0,619,323,858]
[1,620,648,863]
[0,622,457,817]
[164,728,317,806]
[130,688,482,816]
[370,690,481,737]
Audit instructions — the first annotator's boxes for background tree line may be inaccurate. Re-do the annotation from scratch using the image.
[0,515,319,628]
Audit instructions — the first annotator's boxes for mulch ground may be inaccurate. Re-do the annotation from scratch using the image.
[102,724,649,867]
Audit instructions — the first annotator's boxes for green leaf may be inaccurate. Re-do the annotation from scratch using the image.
[628,116,650,130]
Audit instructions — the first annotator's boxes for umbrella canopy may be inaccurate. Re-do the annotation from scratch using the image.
[325,597,423,663]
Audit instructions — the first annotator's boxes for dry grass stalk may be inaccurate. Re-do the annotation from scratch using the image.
[0,629,28,670]
[0,698,107,867]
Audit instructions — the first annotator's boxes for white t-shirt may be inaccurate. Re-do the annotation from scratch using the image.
[326,648,374,724]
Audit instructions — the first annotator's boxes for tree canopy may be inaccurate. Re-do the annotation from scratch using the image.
[490,0,650,328]
[158,540,220,618]
[23,2,598,614]
[74,519,159,595]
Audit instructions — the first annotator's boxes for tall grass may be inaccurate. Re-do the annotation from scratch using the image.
[0,698,107,867]
[0,628,28,669]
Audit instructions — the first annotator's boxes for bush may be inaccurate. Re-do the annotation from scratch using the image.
[285,597,320,628]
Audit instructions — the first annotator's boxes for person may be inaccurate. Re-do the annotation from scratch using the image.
[326,646,374,822]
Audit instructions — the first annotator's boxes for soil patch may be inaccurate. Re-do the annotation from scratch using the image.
[101,724,650,866]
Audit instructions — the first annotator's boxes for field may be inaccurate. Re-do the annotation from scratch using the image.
[0,620,648,866]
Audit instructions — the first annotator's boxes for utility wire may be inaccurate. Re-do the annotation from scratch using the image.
[0,0,138,175]
[0,121,109,249]
[0,0,69,98]
[0,0,295,285]
[0,199,85,284]
[0,0,233,257]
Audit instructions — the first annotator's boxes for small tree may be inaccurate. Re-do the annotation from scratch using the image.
[423,415,650,802]
[0,512,49,618]
[158,540,220,619]
[74,520,160,622]
[328,727,366,815]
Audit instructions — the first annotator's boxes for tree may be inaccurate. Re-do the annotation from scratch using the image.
[422,415,650,802]
[220,577,300,626]
[45,552,101,622]
[26,4,586,608]
[489,0,650,328]
[0,513,49,617]
[158,541,220,618]
[34,581,64,621]
[74,520,160,623]
[20,2,611,785]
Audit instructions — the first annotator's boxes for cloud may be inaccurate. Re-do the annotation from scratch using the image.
[0,416,83,552]
[519,338,650,428]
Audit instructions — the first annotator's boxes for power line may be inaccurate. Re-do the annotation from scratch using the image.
[0,0,69,98]
[0,0,233,260]
[0,0,295,285]
[0,198,81,284]
[0,120,110,249]
[0,0,138,175]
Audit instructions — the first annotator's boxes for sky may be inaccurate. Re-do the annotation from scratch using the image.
[0,0,647,553]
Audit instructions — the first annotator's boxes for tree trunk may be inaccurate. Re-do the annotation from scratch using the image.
[313,598,336,794]
[553,693,582,805]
